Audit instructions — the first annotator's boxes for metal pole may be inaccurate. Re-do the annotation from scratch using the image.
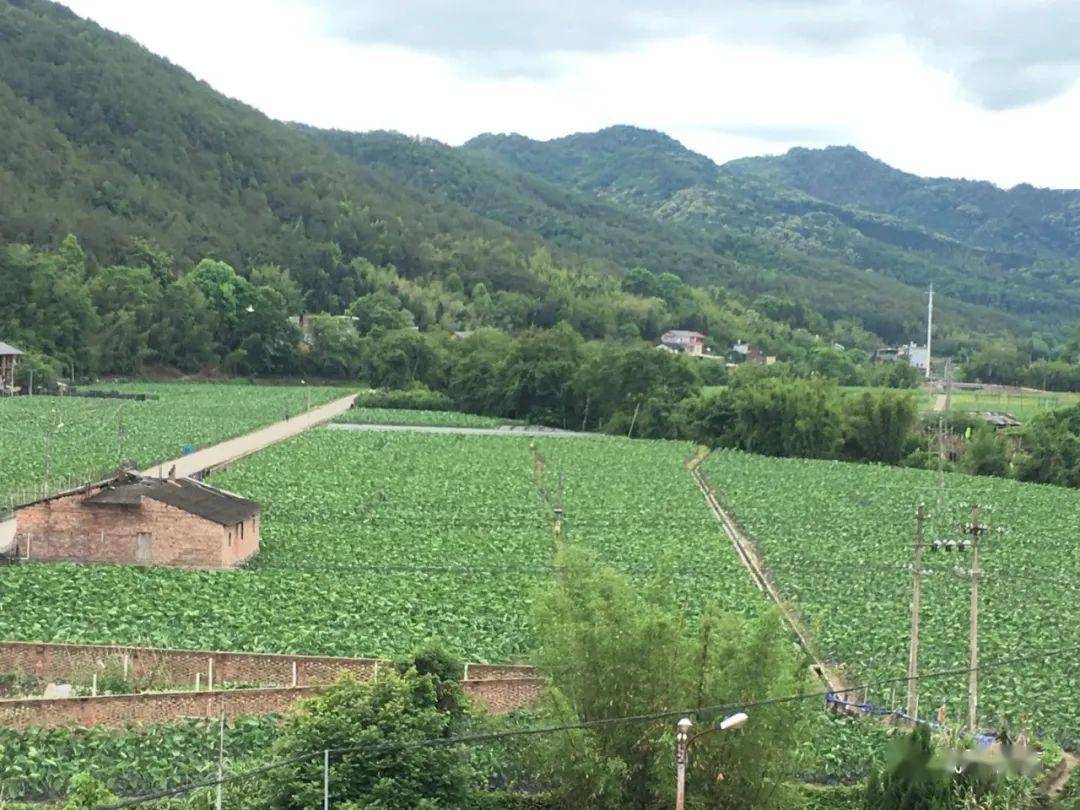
[968,505,981,735]
[675,718,690,810]
[324,749,330,810]
[907,504,925,720]
[925,282,933,380]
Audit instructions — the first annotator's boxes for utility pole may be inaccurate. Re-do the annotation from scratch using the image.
[215,712,224,810]
[925,282,934,380]
[675,717,690,810]
[907,504,926,720]
[935,417,945,513]
[962,505,989,735]
[116,407,126,465]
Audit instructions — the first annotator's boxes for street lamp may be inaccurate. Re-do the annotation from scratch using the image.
[675,712,749,810]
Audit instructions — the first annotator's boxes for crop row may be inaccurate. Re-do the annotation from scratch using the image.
[0,383,349,505]
[702,449,1080,742]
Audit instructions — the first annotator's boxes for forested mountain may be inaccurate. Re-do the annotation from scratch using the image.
[726,145,1080,259]
[2,0,1073,383]
[309,127,1017,343]
[0,0,637,312]
[465,127,1080,336]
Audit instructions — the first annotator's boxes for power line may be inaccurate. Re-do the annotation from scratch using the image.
[95,641,1080,809]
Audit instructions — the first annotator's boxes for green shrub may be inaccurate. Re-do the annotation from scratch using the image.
[358,386,453,411]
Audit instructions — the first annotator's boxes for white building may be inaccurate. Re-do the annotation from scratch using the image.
[904,342,929,373]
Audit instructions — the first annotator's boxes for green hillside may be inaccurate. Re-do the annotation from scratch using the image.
[726,145,1080,259]
[2,0,1074,363]
[0,0,629,311]
[465,127,1079,336]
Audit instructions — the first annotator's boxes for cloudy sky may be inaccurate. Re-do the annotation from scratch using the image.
[65,0,1080,188]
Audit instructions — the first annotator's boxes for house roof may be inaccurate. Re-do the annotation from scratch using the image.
[0,342,23,356]
[85,474,260,525]
[662,330,705,339]
[976,411,1021,429]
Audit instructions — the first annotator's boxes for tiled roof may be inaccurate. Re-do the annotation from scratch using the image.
[86,474,259,525]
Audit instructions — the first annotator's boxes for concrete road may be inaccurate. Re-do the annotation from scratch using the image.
[140,393,358,478]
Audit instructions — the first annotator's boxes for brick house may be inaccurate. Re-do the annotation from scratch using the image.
[14,473,260,569]
[1,341,21,393]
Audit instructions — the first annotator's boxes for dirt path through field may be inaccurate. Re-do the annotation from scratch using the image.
[140,393,358,478]
[327,423,595,438]
[690,456,851,695]
[932,394,948,412]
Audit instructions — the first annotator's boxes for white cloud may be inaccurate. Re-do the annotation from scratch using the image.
[62,0,1080,188]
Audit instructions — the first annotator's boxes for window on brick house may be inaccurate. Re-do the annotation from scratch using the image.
[239,520,244,540]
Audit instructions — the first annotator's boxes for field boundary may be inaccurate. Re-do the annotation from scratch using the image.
[690,456,850,695]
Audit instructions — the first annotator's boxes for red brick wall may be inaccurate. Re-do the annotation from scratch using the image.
[462,678,543,714]
[0,679,543,729]
[0,641,383,688]
[14,486,256,569]
[465,664,537,681]
[0,686,317,730]
[0,641,542,728]
[222,513,260,567]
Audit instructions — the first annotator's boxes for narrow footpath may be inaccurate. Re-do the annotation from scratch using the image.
[690,457,849,695]
[327,422,595,439]
[140,393,357,478]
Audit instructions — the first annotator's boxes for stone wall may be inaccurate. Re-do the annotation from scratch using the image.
[15,487,248,569]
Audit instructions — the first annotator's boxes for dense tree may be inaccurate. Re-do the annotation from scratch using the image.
[528,548,810,809]
[725,378,842,458]
[841,390,918,464]
[1014,406,1080,487]
[262,661,473,808]
[498,324,584,425]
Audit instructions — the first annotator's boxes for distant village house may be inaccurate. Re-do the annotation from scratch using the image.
[1,341,22,394]
[11,472,261,569]
[875,342,929,373]
[659,330,706,356]
[728,340,774,366]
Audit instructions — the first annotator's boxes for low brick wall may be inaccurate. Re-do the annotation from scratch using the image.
[0,678,544,730]
[0,641,384,688]
[465,663,536,681]
[462,678,544,714]
[0,641,543,729]
[0,686,314,730]
[0,641,537,689]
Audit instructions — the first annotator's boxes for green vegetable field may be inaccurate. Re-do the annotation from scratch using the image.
[947,390,1080,421]
[0,717,277,802]
[0,383,350,506]
[701,450,1080,742]
[0,430,765,660]
[334,407,514,428]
